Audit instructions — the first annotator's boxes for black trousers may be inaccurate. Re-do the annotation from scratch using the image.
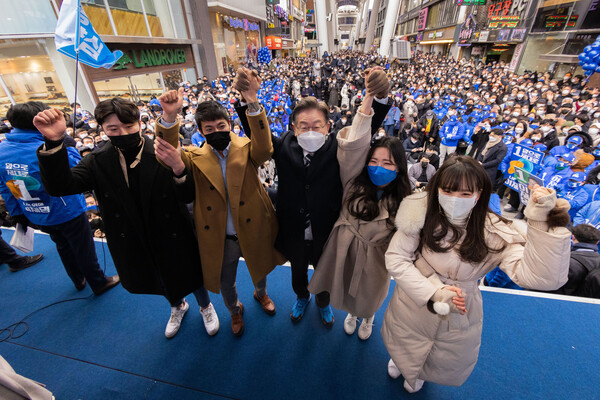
[0,229,24,267]
[39,213,108,291]
[291,240,330,308]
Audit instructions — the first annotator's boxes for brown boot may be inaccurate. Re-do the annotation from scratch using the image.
[253,291,276,316]
[231,302,244,337]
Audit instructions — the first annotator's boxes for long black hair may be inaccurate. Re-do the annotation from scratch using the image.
[345,137,412,223]
[421,155,506,263]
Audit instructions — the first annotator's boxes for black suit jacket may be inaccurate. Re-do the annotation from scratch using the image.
[236,99,391,264]
[37,139,203,303]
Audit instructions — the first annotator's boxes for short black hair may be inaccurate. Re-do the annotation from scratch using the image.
[94,98,140,126]
[194,100,230,133]
[292,96,329,124]
[572,224,600,244]
[576,113,590,124]
[6,101,49,130]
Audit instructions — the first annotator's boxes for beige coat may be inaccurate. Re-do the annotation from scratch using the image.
[156,110,285,293]
[381,191,570,388]
[308,110,393,318]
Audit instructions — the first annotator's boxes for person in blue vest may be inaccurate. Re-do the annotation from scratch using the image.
[574,200,600,229]
[550,136,583,158]
[568,169,600,217]
[545,153,576,191]
[585,144,600,173]
[433,101,446,120]
[558,172,586,219]
[535,143,558,170]
[439,115,465,165]
[0,102,119,294]
[383,102,401,137]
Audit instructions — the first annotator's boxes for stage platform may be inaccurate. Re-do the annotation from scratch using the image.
[1,228,599,400]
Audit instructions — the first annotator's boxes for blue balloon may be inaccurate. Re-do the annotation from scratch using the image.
[580,60,586,66]
[595,65,600,73]
[591,42,600,50]
[580,53,587,61]
[589,50,600,58]
[585,70,594,76]
[585,45,593,53]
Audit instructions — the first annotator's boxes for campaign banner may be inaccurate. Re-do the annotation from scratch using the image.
[504,144,545,199]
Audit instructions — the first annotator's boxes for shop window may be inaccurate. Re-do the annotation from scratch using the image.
[94,72,163,102]
[81,0,116,35]
[0,0,56,35]
[426,4,440,29]
[0,47,69,112]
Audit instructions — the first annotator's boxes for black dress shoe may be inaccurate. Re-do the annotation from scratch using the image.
[8,254,44,272]
[75,277,87,291]
[92,275,120,295]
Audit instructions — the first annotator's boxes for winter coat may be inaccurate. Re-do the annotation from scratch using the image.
[328,82,340,107]
[308,111,393,318]
[541,130,560,150]
[574,200,600,229]
[417,114,440,143]
[439,121,465,147]
[37,139,204,303]
[408,163,436,189]
[403,101,418,125]
[381,191,570,388]
[476,141,507,185]
[384,106,401,126]
[569,184,600,217]
[155,110,285,293]
[551,243,600,296]
[0,129,87,226]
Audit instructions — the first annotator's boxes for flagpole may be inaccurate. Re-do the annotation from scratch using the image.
[72,0,81,131]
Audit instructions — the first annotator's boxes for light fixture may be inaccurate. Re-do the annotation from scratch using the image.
[418,39,453,45]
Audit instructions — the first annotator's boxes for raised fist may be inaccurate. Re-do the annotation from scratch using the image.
[365,67,389,99]
[33,109,67,141]
[233,67,261,103]
[158,87,184,123]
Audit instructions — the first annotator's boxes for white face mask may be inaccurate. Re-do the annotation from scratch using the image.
[233,128,241,134]
[297,131,326,153]
[488,136,499,143]
[590,127,599,135]
[438,192,478,220]
[89,123,97,129]
[101,134,109,141]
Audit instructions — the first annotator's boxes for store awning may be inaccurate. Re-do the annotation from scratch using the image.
[538,54,580,64]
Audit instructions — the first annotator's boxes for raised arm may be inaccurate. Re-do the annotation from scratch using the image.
[34,108,95,196]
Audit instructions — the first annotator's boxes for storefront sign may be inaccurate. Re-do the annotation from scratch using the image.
[114,48,186,70]
[292,5,304,20]
[274,5,289,21]
[458,14,476,45]
[456,0,486,4]
[509,42,524,72]
[489,15,520,28]
[265,36,283,50]
[471,46,484,55]
[223,16,259,31]
[417,8,429,31]
[416,32,423,42]
[544,14,578,28]
[479,30,490,42]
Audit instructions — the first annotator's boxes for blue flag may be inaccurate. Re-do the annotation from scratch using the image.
[55,0,123,69]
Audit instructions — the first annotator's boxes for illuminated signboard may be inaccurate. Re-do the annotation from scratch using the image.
[456,0,486,5]
[224,17,260,31]
[545,14,578,28]
[417,8,429,31]
[489,15,520,28]
[488,0,513,18]
[265,36,283,50]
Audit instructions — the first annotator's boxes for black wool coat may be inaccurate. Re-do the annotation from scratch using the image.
[37,139,204,303]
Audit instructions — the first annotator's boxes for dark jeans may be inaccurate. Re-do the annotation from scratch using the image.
[39,213,108,291]
[171,287,211,308]
[0,229,24,267]
[291,240,330,308]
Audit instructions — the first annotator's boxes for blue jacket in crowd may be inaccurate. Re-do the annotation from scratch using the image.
[574,200,600,229]
[568,184,600,219]
[383,106,401,126]
[0,128,86,226]
[439,119,465,147]
[191,132,205,147]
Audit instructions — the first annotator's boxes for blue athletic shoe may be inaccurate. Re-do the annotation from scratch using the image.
[290,295,311,322]
[319,305,334,327]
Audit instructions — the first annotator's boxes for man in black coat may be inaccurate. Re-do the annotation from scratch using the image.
[34,99,218,339]
[475,128,507,190]
[235,68,391,327]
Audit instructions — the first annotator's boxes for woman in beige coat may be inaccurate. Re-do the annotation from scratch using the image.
[382,155,571,393]
[308,93,412,341]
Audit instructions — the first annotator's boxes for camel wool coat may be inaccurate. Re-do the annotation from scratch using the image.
[308,109,394,318]
[156,109,285,293]
[381,191,570,388]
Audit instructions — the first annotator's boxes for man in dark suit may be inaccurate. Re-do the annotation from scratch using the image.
[34,98,217,339]
[475,128,507,190]
[235,68,391,327]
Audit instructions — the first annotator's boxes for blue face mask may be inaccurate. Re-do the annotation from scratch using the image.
[367,165,398,186]
[567,181,582,189]
[503,137,513,145]
[555,162,569,170]
[593,149,600,156]
[509,122,516,127]
[566,143,577,150]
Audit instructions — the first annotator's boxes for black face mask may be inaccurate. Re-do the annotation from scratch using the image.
[421,161,429,168]
[109,132,142,152]
[205,131,231,151]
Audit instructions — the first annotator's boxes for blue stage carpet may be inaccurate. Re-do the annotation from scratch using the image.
[0,228,599,399]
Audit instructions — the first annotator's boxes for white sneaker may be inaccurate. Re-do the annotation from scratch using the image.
[387,358,401,379]
[344,313,358,335]
[358,316,374,340]
[403,378,424,393]
[200,303,220,336]
[165,300,189,338]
